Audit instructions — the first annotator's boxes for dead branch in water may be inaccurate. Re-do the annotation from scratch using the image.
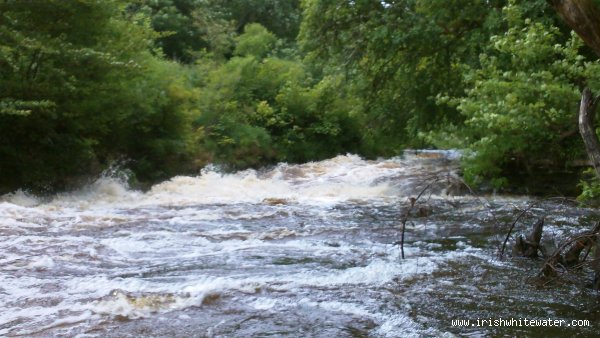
[394,167,600,291]
[397,173,503,260]
[512,217,545,258]
[537,221,600,279]
[399,175,441,259]
[498,197,581,260]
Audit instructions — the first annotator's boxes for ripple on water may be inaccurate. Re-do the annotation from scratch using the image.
[1,153,600,336]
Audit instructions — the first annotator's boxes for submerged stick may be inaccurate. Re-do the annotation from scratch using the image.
[499,197,580,260]
[538,221,600,278]
[512,217,545,258]
[500,208,533,259]
[513,217,544,258]
[399,176,441,259]
[397,173,503,260]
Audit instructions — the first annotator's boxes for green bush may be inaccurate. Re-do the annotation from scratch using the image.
[446,2,599,188]
[0,1,199,192]
[194,24,364,168]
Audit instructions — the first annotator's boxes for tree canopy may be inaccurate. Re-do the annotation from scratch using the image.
[0,0,198,191]
[2,0,600,196]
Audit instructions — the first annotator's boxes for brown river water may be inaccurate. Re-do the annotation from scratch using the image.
[1,151,599,337]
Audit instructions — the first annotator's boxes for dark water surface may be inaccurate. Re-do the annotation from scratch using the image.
[1,152,599,337]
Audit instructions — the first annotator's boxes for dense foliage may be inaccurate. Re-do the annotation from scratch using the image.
[195,23,363,168]
[300,0,600,193]
[0,0,198,191]
[1,0,600,195]
[444,3,600,188]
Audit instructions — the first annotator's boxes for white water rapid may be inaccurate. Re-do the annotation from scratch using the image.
[1,152,597,337]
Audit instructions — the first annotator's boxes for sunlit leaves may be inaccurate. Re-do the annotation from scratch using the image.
[234,23,277,58]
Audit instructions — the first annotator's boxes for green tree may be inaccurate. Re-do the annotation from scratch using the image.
[195,24,363,168]
[136,0,235,62]
[447,1,600,189]
[136,0,301,63]
[0,0,198,192]
[234,23,277,58]
[213,0,302,41]
[299,0,507,151]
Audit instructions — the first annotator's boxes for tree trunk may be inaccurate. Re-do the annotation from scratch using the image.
[578,88,600,178]
[548,0,600,57]
[593,234,600,289]
[549,1,600,179]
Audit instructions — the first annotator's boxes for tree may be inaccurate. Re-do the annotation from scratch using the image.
[548,0,600,56]
[0,0,198,192]
[299,0,510,152]
[213,0,302,41]
[136,0,301,63]
[447,2,596,188]
[548,0,600,179]
[195,24,363,168]
[134,0,236,63]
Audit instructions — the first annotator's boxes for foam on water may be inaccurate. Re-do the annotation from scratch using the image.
[4,151,547,337]
[1,153,457,213]
[136,154,405,206]
[0,189,41,207]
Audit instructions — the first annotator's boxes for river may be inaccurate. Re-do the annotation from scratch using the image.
[1,151,599,337]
